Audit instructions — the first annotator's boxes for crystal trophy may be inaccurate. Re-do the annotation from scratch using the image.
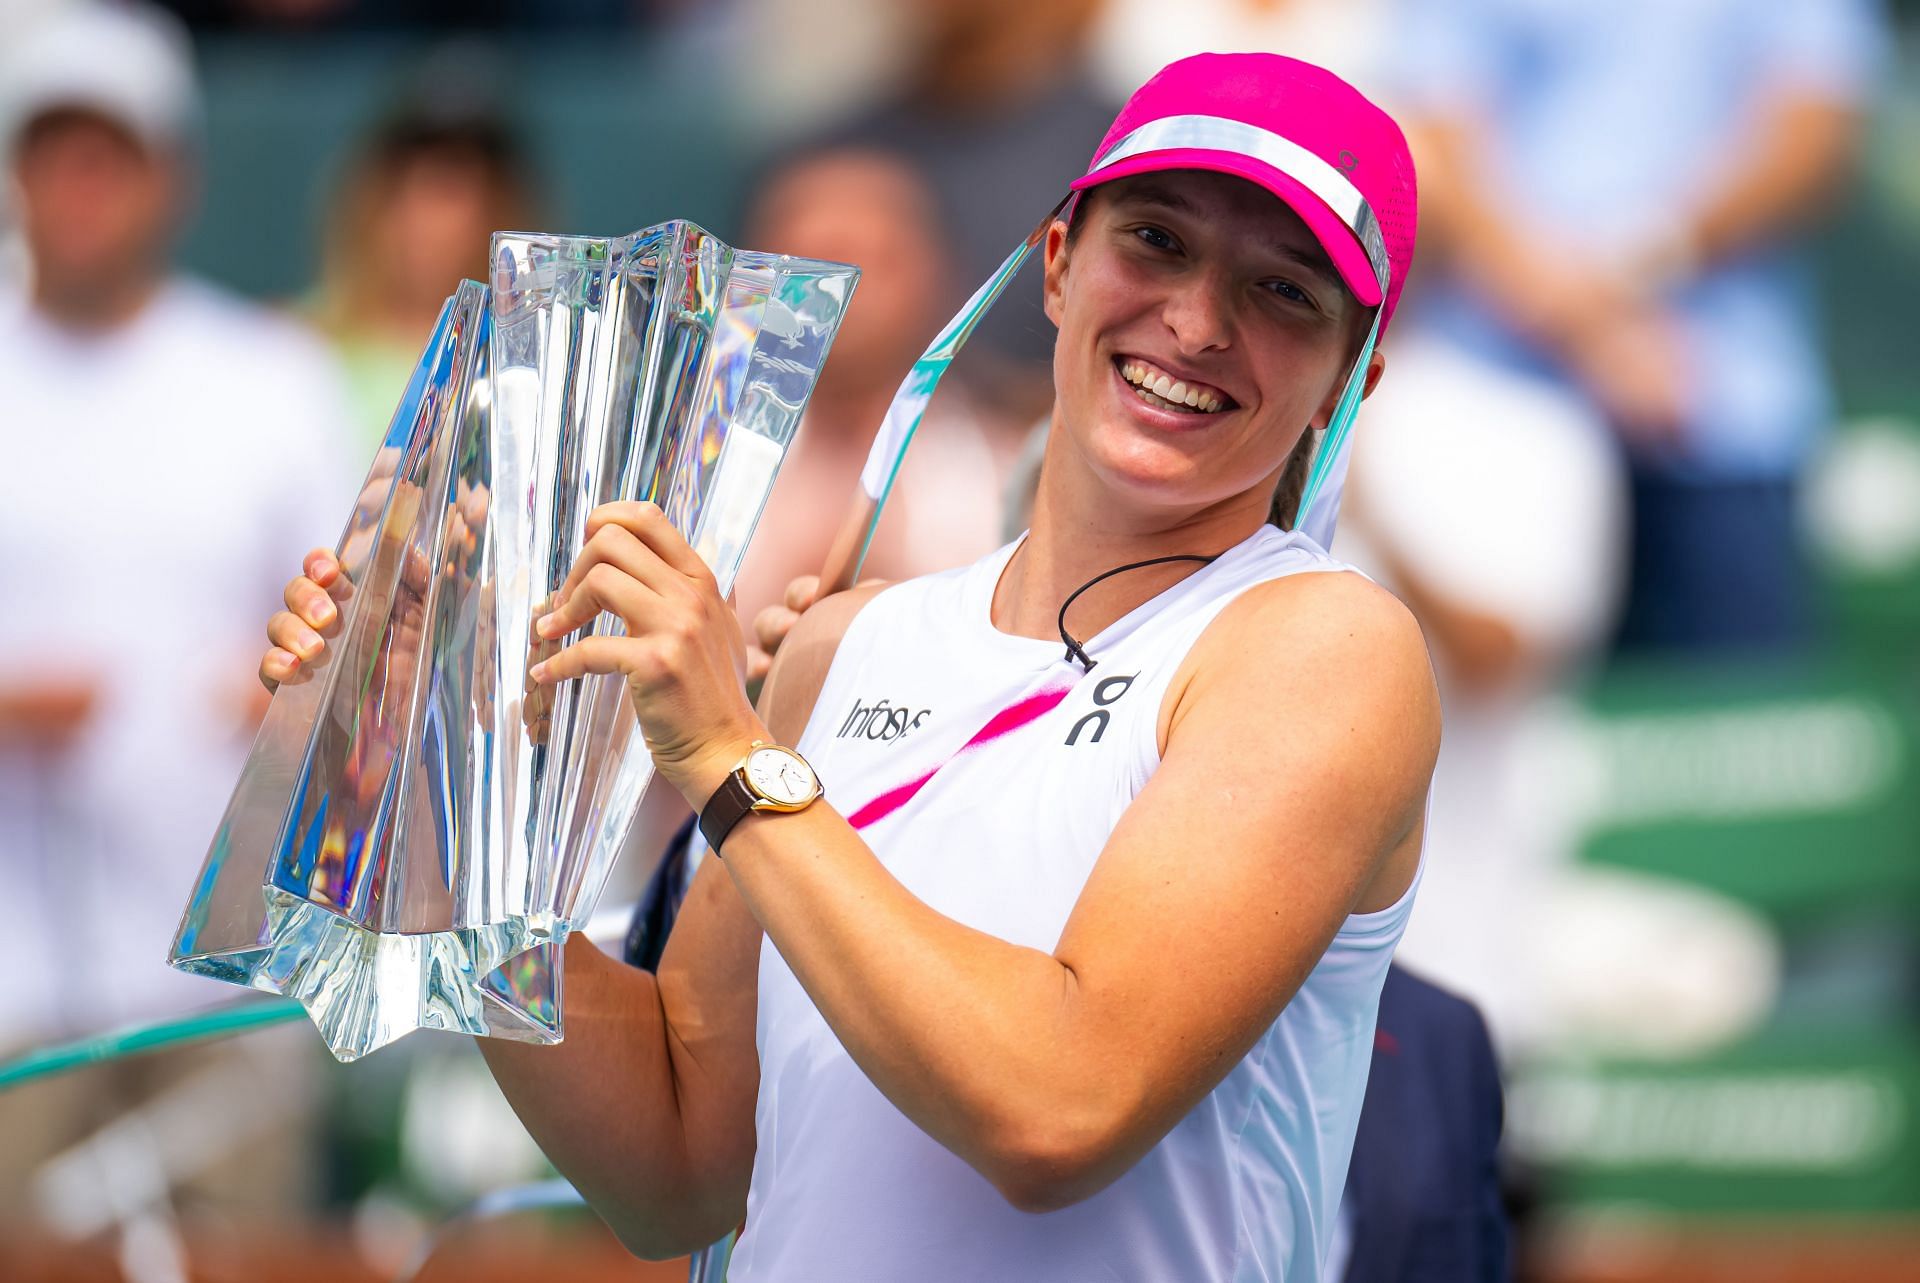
[170,222,857,1060]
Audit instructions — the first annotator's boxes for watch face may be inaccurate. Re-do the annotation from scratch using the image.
[745,746,818,807]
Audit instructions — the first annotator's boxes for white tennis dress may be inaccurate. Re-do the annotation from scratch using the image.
[727,524,1420,1282]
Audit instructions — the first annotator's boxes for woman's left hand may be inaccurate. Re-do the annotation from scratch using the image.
[528,501,766,807]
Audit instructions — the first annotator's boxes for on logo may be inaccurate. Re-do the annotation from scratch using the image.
[1065,673,1136,746]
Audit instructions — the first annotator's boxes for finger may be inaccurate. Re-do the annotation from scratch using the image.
[585,501,712,583]
[259,648,308,693]
[303,547,341,587]
[754,604,800,656]
[268,609,327,662]
[283,576,340,633]
[538,524,681,639]
[745,645,772,687]
[783,574,821,614]
[528,634,643,685]
[541,558,677,648]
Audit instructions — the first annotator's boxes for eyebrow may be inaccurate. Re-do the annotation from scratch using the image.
[1113,180,1346,293]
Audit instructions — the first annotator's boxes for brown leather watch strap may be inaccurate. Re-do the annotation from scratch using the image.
[698,771,758,856]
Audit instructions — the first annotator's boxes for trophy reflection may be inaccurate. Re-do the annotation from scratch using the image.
[170,222,858,1060]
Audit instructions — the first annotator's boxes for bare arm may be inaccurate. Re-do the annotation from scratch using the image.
[525,505,1435,1214]
[474,876,756,1257]
[708,572,1438,1210]
[477,583,884,1255]
[260,541,884,1257]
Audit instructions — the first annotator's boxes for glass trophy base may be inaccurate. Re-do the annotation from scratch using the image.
[175,890,563,1061]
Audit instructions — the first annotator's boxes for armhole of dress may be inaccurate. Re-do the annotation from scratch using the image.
[793,581,905,756]
[1335,855,1424,943]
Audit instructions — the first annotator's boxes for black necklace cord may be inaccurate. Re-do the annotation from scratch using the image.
[1057,553,1220,672]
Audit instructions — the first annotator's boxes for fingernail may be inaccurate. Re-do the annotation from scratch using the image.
[297,628,323,654]
[529,661,549,682]
[535,612,555,635]
[312,600,335,625]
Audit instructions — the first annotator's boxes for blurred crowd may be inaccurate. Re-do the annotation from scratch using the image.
[0,1,1913,1280]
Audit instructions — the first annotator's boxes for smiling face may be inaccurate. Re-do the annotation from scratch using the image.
[1041,169,1381,529]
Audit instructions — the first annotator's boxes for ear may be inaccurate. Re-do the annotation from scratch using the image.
[1310,346,1388,430]
[1360,347,1388,400]
[1040,218,1072,327]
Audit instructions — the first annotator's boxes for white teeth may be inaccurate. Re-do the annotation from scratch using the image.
[1121,359,1225,412]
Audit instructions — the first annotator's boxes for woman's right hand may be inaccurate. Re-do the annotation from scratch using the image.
[260,548,351,693]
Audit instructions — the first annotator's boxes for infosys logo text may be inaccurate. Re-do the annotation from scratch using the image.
[837,699,933,742]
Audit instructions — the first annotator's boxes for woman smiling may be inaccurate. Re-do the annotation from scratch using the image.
[263,52,1435,1283]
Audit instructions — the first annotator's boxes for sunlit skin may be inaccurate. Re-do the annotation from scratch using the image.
[259,166,1436,1250]
[1005,168,1386,643]
[1051,172,1369,508]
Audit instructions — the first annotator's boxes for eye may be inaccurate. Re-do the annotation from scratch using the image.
[1264,278,1315,307]
[1130,224,1179,253]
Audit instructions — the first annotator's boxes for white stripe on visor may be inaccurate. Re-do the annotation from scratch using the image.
[1086,113,1390,299]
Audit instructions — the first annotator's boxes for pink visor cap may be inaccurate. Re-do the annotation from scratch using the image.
[1071,53,1418,334]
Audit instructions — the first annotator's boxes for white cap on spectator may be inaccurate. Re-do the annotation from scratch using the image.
[1,2,202,159]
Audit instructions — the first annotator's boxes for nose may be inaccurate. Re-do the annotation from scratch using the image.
[1159,266,1235,356]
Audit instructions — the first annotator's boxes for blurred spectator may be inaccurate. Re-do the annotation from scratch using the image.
[1392,0,1888,655]
[729,0,917,137]
[1332,965,1511,1283]
[1334,340,1625,1055]
[154,0,647,31]
[306,86,537,448]
[731,146,1024,630]
[815,0,1115,419]
[0,0,352,1225]
[1336,337,1779,1062]
[1090,0,1394,102]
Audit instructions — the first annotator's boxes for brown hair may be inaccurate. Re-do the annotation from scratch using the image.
[1267,428,1317,530]
[311,116,534,337]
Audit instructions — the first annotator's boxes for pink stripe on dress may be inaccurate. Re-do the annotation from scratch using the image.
[846,684,1074,830]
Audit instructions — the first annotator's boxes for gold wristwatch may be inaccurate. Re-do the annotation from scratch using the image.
[698,741,822,854]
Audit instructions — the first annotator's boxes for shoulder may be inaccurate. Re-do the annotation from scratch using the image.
[1166,567,1440,796]
[756,581,893,743]
[1195,567,1435,719]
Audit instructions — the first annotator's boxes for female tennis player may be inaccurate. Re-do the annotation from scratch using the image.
[264,53,1435,1282]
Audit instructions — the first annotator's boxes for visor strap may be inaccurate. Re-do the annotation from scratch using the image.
[1293,307,1381,549]
[839,195,1070,582]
